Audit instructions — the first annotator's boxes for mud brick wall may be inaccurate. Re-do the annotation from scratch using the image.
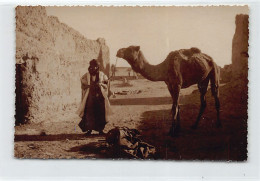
[15,6,110,124]
[219,14,249,83]
[220,64,232,83]
[231,14,249,80]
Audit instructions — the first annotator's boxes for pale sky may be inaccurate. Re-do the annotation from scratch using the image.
[46,6,248,67]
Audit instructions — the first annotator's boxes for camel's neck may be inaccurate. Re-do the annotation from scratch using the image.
[127,51,169,81]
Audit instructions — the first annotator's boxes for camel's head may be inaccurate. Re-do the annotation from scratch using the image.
[116,46,140,61]
[116,46,142,71]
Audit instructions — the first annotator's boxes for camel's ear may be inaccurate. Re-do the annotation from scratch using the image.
[134,46,140,52]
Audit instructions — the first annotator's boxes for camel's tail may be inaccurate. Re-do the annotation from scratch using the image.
[209,62,220,97]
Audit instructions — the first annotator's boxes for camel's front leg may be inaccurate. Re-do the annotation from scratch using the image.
[168,84,181,137]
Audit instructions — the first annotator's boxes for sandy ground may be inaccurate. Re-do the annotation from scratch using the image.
[14,78,247,160]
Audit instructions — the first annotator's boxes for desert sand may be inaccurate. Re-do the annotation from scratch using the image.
[14,77,247,160]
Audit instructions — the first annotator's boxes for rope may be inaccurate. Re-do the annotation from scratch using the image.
[108,57,118,80]
[107,57,118,98]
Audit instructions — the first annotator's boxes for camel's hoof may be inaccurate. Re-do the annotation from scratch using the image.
[167,129,173,136]
[167,128,180,137]
[99,131,105,135]
[191,124,198,130]
[216,122,222,128]
[85,130,92,136]
[168,132,179,137]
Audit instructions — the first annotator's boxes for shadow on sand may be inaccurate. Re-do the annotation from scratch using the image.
[137,85,247,161]
[15,133,136,159]
[68,142,135,159]
[14,133,103,142]
[110,96,172,105]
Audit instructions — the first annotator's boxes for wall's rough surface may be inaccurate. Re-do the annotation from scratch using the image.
[231,14,249,80]
[219,14,249,124]
[220,64,232,83]
[220,14,249,83]
[15,6,110,124]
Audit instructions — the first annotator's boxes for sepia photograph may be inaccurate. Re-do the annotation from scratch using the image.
[14,5,249,160]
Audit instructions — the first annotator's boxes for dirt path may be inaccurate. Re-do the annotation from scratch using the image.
[14,79,247,160]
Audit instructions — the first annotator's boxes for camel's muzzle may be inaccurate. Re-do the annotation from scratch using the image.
[116,48,125,58]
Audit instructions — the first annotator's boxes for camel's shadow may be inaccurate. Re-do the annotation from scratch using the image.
[68,142,137,159]
[137,86,247,161]
[138,109,230,160]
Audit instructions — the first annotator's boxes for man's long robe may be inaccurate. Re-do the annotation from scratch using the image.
[76,71,112,126]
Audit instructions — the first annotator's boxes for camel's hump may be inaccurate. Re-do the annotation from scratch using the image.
[167,47,202,61]
[190,47,201,54]
[181,47,201,57]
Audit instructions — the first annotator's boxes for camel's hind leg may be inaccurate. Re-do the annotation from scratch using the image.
[191,77,210,129]
[166,81,181,137]
[210,65,221,127]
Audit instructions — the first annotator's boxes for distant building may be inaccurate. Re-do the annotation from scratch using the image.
[111,67,142,80]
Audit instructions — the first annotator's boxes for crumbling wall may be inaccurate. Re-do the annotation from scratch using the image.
[220,14,249,83]
[231,14,249,80]
[15,6,110,124]
[220,64,232,83]
[218,13,249,125]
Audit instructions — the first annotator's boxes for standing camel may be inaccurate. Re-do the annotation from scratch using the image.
[116,46,221,137]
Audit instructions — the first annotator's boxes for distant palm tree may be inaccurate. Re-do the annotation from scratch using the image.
[127,67,132,77]
[111,64,116,77]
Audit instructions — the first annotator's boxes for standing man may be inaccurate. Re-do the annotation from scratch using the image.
[76,59,112,135]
